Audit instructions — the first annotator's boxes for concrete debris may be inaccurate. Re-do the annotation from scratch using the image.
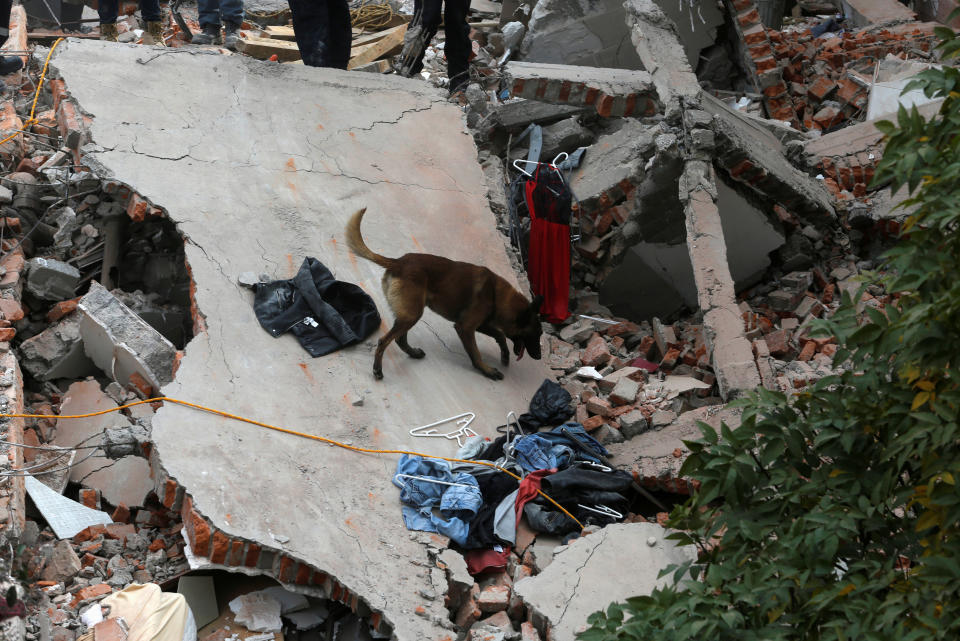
[25,258,81,301]
[521,0,644,69]
[78,282,178,391]
[0,2,944,640]
[514,523,697,641]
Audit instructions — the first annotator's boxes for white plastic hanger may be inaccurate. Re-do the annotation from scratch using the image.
[409,412,478,447]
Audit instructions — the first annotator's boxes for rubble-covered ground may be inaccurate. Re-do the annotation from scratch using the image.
[0,1,956,641]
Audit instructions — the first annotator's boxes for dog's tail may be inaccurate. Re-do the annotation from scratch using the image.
[346,208,395,269]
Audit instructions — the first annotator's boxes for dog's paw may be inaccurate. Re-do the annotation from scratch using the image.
[483,368,504,381]
[373,368,384,380]
[409,348,426,359]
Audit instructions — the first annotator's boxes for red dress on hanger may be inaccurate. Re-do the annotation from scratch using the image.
[524,164,571,323]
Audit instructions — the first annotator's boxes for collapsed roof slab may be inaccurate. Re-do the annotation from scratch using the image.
[52,39,554,640]
[504,61,661,118]
[701,92,837,229]
[841,0,917,28]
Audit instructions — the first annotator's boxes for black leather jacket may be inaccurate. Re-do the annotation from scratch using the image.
[253,257,380,357]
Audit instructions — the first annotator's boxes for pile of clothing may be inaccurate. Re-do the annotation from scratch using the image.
[391,381,633,574]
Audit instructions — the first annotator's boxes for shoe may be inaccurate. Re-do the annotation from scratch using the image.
[100,22,119,42]
[144,20,165,46]
[0,56,22,75]
[223,22,240,51]
[191,23,221,45]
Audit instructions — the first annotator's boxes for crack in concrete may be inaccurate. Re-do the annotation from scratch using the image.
[556,529,606,627]
[419,320,455,355]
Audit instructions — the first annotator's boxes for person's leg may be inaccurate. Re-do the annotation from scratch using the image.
[196,0,221,27]
[443,0,472,94]
[220,0,244,27]
[326,0,352,70]
[0,0,11,44]
[139,0,162,22]
[98,0,119,24]
[289,0,348,68]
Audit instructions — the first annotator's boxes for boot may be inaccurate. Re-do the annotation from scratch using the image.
[0,56,22,75]
[223,22,240,51]
[100,22,119,42]
[191,23,221,45]
[144,21,165,46]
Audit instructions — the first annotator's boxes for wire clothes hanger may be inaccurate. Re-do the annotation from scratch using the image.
[409,412,478,447]
[512,152,569,180]
[578,504,623,519]
[393,473,475,489]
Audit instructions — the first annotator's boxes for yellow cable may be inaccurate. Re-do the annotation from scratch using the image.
[0,38,63,148]
[2,397,585,530]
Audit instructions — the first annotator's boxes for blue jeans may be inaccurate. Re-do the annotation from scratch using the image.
[198,0,244,27]
[393,455,482,545]
[98,0,161,23]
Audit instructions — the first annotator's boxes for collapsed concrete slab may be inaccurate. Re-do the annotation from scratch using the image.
[504,61,660,118]
[702,92,836,229]
[78,282,177,391]
[18,314,98,381]
[52,39,553,640]
[520,0,645,69]
[514,523,697,641]
[842,0,917,28]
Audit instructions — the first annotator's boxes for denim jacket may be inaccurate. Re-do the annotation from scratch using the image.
[393,455,482,545]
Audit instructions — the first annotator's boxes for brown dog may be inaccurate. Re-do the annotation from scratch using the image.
[346,208,543,380]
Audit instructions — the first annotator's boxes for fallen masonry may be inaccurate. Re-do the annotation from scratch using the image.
[0,0,953,640]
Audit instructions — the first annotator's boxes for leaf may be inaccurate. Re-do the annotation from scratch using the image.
[912,391,931,410]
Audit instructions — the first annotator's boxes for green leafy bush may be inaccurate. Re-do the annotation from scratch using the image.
[579,16,960,641]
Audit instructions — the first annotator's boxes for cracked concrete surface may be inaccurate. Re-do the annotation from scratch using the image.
[52,40,552,639]
[514,523,697,641]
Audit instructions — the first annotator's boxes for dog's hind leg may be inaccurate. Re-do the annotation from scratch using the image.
[478,323,510,367]
[373,275,426,379]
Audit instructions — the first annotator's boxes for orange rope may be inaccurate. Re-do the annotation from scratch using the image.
[2,396,585,529]
[0,38,64,148]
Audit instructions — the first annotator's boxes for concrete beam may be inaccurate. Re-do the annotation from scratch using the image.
[504,61,661,118]
[623,0,701,117]
[679,161,761,399]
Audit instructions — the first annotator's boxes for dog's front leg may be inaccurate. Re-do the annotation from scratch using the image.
[455,323,503,380]
[478,323,510,367]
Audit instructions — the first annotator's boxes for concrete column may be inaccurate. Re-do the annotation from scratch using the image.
[679,161,761,399]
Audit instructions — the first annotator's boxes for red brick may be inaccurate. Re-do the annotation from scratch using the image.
[585,396,612,417]
[582,415,605,431]
[126,193,149,222]
[210,530,229,564]
[148,539,165,552]
[278,555,297,583]
[0,327,15,341]
[807,76,837,101]
[73,525,106,542]
[738,8,761,29]
[764,329,791,357]
[228,540,245,566]
[636,335,655,359]
[0,297,23,322]
[798,341,816,362]
[821,343,838,358]
[105,523,135,541]
[70,584,112,608]
[190,510,211,556]
[45,299,78,323]
[127,371,154,398]
[581,334,611,367]
[478,585,510,613]
[244,542,261,567]
[660,347,680,369]
[295,563,312,585]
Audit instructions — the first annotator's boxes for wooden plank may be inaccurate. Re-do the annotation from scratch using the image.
[347,23,406,70]
[235,35,301,62]
[263,25,296,40]
[352,59,392,74]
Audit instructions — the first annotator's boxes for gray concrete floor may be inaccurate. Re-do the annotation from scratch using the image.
[52,40,551,639]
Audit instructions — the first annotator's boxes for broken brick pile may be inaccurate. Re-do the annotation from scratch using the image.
[15,501,189,641]
[773,22,937,132]
[727,0,937,132]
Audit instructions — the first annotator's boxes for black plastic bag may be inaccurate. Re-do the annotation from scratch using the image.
[517,379,574,432]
